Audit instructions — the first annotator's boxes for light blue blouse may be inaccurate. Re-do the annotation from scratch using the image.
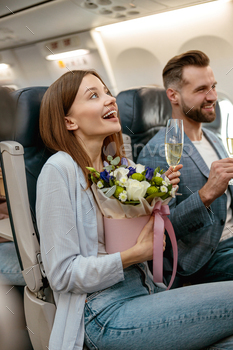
[36,151,124,350]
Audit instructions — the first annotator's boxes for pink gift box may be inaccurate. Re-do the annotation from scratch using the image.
[104,215,150,254]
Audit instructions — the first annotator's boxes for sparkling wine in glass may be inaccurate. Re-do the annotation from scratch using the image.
[165,119,184,169]
[226,113,233,185]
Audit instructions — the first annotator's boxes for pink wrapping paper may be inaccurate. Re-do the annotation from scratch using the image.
[104,202,178,290]
[104,215,150,253]
[91,184,178,290]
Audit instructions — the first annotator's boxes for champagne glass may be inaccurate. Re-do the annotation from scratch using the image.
[226,113,233,185]
[165,119,184,169]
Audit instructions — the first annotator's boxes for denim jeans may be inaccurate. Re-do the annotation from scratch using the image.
[190,236,233,284]
[0,242,25,286]
[164,236,233,289]
[84,264,233,350]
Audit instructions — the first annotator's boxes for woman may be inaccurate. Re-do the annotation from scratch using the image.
[36,70,233,350]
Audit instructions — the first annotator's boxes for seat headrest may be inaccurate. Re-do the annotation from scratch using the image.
[116,85,222,162]
[116,86,172,162]
[12,87,48,147]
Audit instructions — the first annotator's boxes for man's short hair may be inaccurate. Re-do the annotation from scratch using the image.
[163,50,210,90]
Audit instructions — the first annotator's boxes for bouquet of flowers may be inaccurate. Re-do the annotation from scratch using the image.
[87,156,178,290]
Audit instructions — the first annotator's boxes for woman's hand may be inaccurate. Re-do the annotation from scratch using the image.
[120,216,154,269]
[136,215,154,259]
[165,164,183,189]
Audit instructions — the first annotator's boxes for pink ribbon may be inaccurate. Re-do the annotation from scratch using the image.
[152,201,178,290]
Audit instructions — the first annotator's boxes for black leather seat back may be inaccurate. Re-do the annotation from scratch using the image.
[116,86,172,162]
[116,85,222,163]
[11,87,52,223]
[202,102,221,135]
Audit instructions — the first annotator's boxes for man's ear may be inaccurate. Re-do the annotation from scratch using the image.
[166,88,179,105]
[64,116,78,131]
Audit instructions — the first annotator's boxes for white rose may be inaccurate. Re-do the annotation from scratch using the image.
[110,167,129,181]
[135,164,145,174]
[126,179,151,201]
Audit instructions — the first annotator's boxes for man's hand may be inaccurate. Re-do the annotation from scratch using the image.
[165,164,183,187]
[199,158,233,207]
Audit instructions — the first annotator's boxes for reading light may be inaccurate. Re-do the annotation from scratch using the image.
[46,49,90,61]
[0,63,9,70]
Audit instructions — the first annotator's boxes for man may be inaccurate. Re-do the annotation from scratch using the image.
[137,50,233,286]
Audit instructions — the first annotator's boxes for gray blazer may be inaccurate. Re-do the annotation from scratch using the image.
[36,151,124,350]
[138,127,233,276]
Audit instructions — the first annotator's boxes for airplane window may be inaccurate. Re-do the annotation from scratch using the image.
[218,98,233,154]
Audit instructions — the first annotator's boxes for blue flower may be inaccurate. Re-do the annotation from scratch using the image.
[127,167,136,177]
[100,170,111,183]
[145,167,154,181]
[121,157,128,166]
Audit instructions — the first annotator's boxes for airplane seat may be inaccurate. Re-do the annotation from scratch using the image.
[202,102,222,136]
[0,85,133,350]
[0,86,56,350]
[116,85,222,163]
[116,85,172,163]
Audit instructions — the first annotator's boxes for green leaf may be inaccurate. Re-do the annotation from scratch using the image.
[86,167,96,172]
[154,166,160,175]
[161,193,170,200]
[109,178,114,187]
[104,165,114,172]
[91,174,99,184]
[146,191,166,202]
[111,156,120,166]
[104,185,116,198]
[93,171,100,178]
[154,192,167,197]
[107,155,113,162]
[123,200,140,205]
[100,187,110,193]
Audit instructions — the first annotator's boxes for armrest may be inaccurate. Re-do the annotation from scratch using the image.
[0,141,43,292]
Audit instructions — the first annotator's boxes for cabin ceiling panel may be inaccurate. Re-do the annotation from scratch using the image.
[0,0,223,51]
[0,0,118,51]
[0,0,54,17]
[154,0,206,7]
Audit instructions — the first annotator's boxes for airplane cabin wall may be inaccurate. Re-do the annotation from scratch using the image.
[0,31,112,90]
[96,0,233,102]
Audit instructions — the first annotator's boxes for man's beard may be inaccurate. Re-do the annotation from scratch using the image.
[181,98,216,123]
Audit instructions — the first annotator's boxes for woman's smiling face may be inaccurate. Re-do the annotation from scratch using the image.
[65,74,121,141]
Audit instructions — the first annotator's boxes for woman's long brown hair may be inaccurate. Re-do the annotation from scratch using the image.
[39,70,126,188]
